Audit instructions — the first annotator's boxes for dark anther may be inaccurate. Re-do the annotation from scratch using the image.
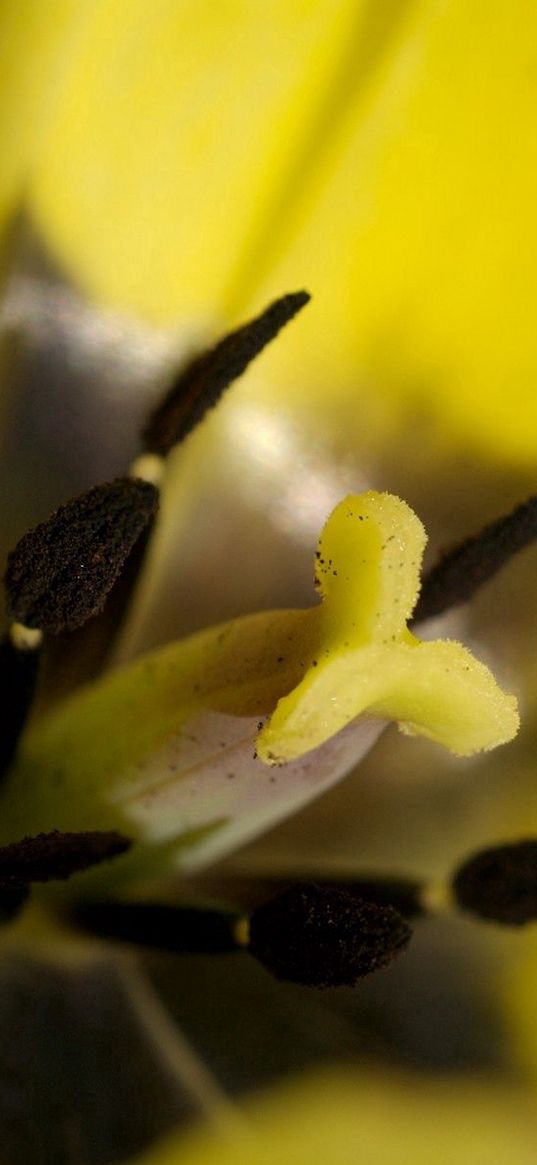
[248,883,412,988]
[0,636,40,777]
[142,290,310,456]
[414,494,537,623]
[75,901,240,953]
[452,839,537,925]
[0,830,131,884]
[5,478,158,633]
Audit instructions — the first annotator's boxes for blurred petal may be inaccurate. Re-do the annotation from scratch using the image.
[27,1,537,463]
[0,1,84,244]
[0,949,199,1163]
[28,0,369,327]
[134,1069,537,1165]
[1,493,517,873]
[249,0,537,465]
[503,929,537,1080]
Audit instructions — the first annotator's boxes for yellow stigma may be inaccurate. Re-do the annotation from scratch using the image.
[257,492,519,763]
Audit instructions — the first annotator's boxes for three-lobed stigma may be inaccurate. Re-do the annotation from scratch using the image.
[0,292,536,993]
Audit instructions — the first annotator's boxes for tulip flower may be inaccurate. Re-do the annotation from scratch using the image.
[1,3,537,1164]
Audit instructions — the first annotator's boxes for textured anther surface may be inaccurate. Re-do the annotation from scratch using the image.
[0,829,131,880]
[248,883,411,988]
[0,830,131,884]
[5,478,158,633]
[142,291,310,455]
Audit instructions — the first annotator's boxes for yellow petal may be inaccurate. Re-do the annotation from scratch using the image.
[0,1,84,243]
[133,1069,537,1165]
[28,0,364,327]
[503,929,537,1081]
[248,0,537,465]
[28,1,537,464]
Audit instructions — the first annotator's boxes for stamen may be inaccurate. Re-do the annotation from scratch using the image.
[142,291,310,456]
[75,883,411,988]
[41,294,310,676]
[451,839,537,925]
[0,829,131,883]
[414,494,537,623]
[5,477,158,634]
[247,883,411,988]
